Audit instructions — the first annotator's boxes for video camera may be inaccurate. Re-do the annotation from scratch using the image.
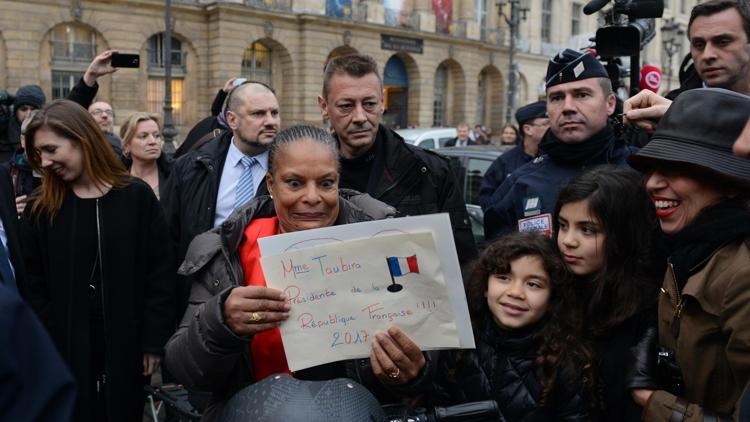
[585,0,663,57]
[0,90,15,138]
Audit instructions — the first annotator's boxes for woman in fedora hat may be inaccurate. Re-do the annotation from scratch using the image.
[625,88,750,421]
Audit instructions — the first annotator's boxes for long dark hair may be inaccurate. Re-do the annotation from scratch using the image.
[553,166,662,334]
[24,99,129,221]
[467,232,594,406]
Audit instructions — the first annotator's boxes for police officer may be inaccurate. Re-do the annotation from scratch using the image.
[478,100,548,211]
[483,49,637,240]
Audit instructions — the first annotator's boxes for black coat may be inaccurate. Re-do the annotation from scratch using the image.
[433,318,591,421]
[478,146,534,211]
[0,282,76,422]
[20,179,176,422]
[0,170,25,291]
[162,131,268,316]
[339,126,477,266]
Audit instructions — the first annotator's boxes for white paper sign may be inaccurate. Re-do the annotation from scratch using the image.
[261,232,458,371]
[258,214,475,370]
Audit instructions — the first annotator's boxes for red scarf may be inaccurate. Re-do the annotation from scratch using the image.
[238,217,292,381]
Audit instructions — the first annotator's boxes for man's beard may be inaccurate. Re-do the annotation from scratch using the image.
[237,134,269,152]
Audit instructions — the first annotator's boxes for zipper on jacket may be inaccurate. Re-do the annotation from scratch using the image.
[94,198,110,403]
[668,260,683,338]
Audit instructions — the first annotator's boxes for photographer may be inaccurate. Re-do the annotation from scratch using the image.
[0,50,118,158]
[0,85,45,163]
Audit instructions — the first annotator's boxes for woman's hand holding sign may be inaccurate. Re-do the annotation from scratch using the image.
[223,286,291,336]
[370,325,426,385]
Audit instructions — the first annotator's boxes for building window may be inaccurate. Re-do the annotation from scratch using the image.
[542,0,552,42]
[51,71,83,99]
[680,0,687,14]
[476,0,488,40]
[433,65,448,126]
[49,24,96,99]
[242,42,272,87]
[147,78,184,124]
[147,34,186,71]
[571,3,582,36]
[477,73,487,126]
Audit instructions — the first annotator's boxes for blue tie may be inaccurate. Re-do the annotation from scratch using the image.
[0,241,18,295]
[234,156,258,210]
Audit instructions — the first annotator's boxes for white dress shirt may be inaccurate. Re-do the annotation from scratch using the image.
[0,216,16,278]
[213,138,269,227]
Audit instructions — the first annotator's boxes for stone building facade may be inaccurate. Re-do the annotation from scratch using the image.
[0,0,694,141]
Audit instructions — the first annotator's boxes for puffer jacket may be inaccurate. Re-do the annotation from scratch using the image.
[432,316,592,421]
[165,190,436,421]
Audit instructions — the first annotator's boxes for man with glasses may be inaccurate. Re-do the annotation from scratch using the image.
[479,100,548,211]
[88,101,123,156]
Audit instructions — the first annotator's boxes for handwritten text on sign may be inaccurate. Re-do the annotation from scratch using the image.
[261,232,458,371]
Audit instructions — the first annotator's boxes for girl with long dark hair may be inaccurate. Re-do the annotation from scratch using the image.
[433,232,594,420]
[554,166,662,421]
[20,99,175,422]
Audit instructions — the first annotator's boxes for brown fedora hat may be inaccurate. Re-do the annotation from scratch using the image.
[628,88,750,190]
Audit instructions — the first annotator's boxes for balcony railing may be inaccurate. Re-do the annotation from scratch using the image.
[50,40,96,63]
[481,26,505,45]
[384,8,420,30]
[449,20,466,38]
[246,0,292,12]
[147,49,188,71]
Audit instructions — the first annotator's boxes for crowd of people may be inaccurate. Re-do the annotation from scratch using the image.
[2,0,750,421]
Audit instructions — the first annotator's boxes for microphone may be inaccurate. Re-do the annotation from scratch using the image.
[583,0,611,15]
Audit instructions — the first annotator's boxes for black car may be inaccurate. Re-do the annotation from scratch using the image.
[438,145,514,245]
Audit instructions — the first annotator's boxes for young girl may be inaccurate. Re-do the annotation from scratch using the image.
[434,232,594,421]
[554,166,663,422]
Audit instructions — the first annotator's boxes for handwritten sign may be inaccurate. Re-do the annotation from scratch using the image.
[261,231,459,371]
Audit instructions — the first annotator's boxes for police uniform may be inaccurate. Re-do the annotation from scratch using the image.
[483,49,637,240]
[478,100,547,211]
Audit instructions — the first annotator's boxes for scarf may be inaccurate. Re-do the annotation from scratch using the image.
[663,200,750,289]
[238,216,292,381]
[539,124,615,165]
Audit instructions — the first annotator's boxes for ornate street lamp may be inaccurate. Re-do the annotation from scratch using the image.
[497,0,531,123]
[162,0,177,155]
[661,17,685,93]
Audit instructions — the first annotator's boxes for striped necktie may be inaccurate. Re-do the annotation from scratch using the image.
[234,156,258,210]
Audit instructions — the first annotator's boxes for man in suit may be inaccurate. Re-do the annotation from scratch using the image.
[444,122,476,147]
[162,81,279,315]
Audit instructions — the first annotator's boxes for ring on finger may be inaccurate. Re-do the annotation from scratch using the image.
[250,312,263,323]
[388,367,400,379]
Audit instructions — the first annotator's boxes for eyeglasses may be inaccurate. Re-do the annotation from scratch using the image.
[91,109,114,117]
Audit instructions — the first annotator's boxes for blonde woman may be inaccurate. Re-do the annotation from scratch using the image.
[120,113,172,199]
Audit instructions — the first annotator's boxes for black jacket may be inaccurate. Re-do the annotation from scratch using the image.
[0,170,25,292]
[162,130,267,265]
[340,126,477,266]
[432,317,591,421]
[0,282,76,422]
[479,146,534,211]
[20,179,176,422]
[444,137,477,147]
[161,131,267,315]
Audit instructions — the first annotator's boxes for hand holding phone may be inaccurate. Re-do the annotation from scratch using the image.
[111,53,140,68]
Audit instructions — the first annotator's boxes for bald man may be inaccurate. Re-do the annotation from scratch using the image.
[162,82,279,311]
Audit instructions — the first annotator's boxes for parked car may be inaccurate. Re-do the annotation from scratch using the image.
[396,127,475,150]
[438,145,514,245]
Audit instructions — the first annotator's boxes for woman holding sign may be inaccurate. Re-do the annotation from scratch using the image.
[165,125,433,421]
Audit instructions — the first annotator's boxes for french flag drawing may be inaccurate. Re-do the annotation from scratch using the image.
[386,255,420,277]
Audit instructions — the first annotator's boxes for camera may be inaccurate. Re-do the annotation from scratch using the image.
[585,0,663,57]
[656,346,685,396]
[0,90,14,106]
